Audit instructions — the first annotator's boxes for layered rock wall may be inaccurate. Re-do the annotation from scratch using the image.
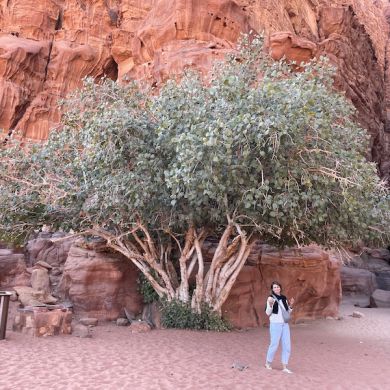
[0,1,390,177]
[216,244,341,328]
[1,237,341,328]
[57,245,144,320]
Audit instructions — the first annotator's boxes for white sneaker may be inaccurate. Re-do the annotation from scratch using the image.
[282,368,293,374]
[265,363,272,370]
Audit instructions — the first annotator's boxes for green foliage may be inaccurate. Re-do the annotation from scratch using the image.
[138,277,231,331]
[160,299,232,331]
[137,272,160,304]
[0,35,389,249]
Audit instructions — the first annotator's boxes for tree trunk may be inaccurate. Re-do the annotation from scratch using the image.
[90,222,254,318]
[191,234,205,313]
[177,227,195,303]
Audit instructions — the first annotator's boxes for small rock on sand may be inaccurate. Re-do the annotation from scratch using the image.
[129,320,151,333]
[80,318,98,326]
[116,318,129,326]
[72,324,91,338]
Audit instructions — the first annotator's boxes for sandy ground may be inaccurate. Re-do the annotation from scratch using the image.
[0,299,389,390]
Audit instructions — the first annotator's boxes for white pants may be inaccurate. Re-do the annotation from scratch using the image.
[266,322,291,365]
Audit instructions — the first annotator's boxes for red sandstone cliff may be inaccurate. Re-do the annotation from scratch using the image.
[0,0,389,178]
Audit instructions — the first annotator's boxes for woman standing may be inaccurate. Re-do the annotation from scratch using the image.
[265,281,295,373]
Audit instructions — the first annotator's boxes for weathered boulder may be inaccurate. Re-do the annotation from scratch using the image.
[363,248,390,262]
[262,245,341,325]
[371,289,390,308]
[222,245,341,327]
[345,248,390,292]
[129,320,152,333]
[348,246,390,269]
[340,266,378,295]
[72,323,92,338]
[6,300,21,331]
[356,257,390,273]
[30,268,50,293]
[26,233,75,268]
[13,286,57,306]
[0,252,30,289]
[35,260,53,270]
[376,271,390,291]
[269,32,317,64]
[57,246,143,320]
[116,318,129,326]
[79,317,98,327]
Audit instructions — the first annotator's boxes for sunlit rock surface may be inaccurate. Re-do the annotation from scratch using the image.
[0,0,389,178]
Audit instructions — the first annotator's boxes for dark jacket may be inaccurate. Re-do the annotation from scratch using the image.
[267,294,289,314]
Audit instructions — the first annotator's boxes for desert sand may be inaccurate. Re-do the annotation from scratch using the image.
[1,299,389,390]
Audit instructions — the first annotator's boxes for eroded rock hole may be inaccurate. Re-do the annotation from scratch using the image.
[108,9,118,26]
[55,11,63,30]
[102,57,118,81]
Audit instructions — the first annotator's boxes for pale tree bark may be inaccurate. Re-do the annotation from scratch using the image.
[172,223,255,314]
[204,224,233,302]
[190,233,205,313]
[164,226,207,305]
[87,220,254,318]
[89,224,177,300]
[176,226,195,303]
[204,224,255,313]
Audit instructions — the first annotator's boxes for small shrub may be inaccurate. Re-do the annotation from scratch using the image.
[137,273,159,304]
[160,299,232,332]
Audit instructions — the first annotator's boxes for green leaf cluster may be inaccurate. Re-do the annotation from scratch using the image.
[0,35,389,248]
[137,272,160,304]
[160,299,232,331]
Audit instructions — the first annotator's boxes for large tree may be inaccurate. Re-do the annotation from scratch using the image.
[1,37,389,314]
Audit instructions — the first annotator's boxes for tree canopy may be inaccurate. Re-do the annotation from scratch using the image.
[1,36,389,313]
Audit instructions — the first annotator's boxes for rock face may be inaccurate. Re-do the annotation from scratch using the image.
[56,243,340,327]
[339,247,390,308]
[340,266,378,296]
[12,286,57,306]
[222,245,341,328]
[26,232,75,268]
[0,1,390,179]
[72,323,92,338]
[25,232,75,290]
[260,246,341,323]
[3,237,341,328]
[0,250,30,288]
[57,246,143,320]
[30,267,50,293]
[342,247,390,295]
[371,289,390,307]
[221,265,263,329]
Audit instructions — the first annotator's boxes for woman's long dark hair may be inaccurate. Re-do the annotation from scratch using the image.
[269,281,289,312]
[270,281,282,295]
